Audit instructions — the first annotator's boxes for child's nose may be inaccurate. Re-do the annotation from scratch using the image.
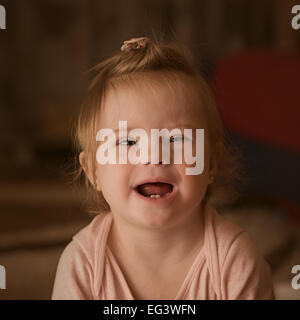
[144,137,171,165]
[144,160,164,165]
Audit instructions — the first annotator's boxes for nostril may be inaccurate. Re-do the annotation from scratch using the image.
[144,160,164,165]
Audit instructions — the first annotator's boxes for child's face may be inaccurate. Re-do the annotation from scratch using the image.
[92,74,212,228]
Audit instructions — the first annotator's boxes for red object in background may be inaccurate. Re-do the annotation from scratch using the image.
[213,51,300,154]
[278,201,300,225]
[212,51,300,223]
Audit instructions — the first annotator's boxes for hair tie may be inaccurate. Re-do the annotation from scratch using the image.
[120,37,149,52]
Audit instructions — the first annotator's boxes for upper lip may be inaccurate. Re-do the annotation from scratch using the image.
[133,178,175,190]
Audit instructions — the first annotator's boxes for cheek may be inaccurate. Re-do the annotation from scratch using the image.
[179,164,210,202]
[96,164,131,195]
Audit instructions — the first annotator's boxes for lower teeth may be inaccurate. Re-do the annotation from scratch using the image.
[149,194,161,198]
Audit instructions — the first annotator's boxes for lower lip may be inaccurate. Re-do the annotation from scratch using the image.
[133,185,178,204]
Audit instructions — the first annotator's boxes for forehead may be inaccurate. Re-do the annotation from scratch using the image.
[99,72,206,129]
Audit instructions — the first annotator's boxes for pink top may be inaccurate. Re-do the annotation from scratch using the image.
[51,205,275,300]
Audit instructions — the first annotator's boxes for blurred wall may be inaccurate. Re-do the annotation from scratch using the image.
[0,0,299,181]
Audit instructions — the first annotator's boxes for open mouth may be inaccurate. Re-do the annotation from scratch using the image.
[134,182,174,199]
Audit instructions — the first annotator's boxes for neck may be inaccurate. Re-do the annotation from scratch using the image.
[107,202,206,270]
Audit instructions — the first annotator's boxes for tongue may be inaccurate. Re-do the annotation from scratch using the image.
[138,182,172,197]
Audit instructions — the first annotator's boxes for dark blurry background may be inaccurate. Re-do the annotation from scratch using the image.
[0,0,299,300]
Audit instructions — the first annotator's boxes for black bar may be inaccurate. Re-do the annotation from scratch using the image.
[0,300,299,319]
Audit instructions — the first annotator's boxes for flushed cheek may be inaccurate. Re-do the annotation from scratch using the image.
[97,177,129,211]
[180,175,209,203]
[97,165,131,196]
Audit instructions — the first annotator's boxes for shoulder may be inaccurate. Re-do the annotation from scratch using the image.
[211,208,269,277]
[57,213,110,279]
[220,230,275,299]
[52,213,111,299]
[206,206,246,266]
[72,213,111,264]
[207,207,274,299]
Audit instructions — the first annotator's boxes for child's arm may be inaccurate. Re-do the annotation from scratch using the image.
[220,231,275,300]
[51,240,94,300]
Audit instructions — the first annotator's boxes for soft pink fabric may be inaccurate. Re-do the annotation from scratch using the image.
[51,205,275,300]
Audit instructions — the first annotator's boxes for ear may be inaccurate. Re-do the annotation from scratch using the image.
[79,152,101,191]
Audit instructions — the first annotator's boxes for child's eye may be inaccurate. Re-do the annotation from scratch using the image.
[118,138,137,146]
[170,135,184,143]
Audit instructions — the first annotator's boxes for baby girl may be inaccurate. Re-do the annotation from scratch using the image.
[51,37,275,300]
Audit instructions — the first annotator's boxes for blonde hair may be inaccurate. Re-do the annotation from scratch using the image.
[73,35,243,214]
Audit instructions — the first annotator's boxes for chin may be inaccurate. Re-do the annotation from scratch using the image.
[127,204,182,230]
